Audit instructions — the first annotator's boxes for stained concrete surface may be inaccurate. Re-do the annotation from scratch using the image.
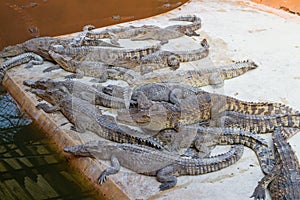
[2,0,300,199]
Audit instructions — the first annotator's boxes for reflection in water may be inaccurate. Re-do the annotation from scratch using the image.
[0,0,186,50]
[0,92,103,199]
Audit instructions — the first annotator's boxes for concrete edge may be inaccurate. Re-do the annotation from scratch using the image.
[2,72,131,200]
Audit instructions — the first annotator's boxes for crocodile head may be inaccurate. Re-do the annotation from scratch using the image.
[64,140,118,160]
[117,102,171,131]
[141,50,180,70]
[32,87,69,104]
[23,78,55,90]
[48,50,73,69]
[0,44,26,57]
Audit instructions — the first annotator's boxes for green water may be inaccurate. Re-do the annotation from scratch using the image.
[0,92,103,200]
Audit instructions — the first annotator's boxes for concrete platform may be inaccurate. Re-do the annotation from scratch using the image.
[2,0,300,199]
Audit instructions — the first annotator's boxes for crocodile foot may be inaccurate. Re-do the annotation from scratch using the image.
[159,181,177,191]
[98,171,108,185]
[250,185,266,200]
[43,64,60,73]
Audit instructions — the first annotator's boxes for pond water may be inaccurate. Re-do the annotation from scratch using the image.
[0,0,186,50]
[0,92,103,199]
[0,0,187,199]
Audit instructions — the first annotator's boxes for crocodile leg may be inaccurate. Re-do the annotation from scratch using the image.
[98,155,121,184]
[156,165,177,191]
[36,102,61,113]
[250,164,281,200]
[43,64,61,72]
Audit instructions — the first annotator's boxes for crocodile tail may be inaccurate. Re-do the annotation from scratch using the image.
[169,15,202,33]
[219,60,257,80]
[126,44,161,60]
[216,127,267,147]
[0,53,43,81]
[222,111,300,134]
[224,95,299,115]
[208,127,275,174]
[174,39,209,62]
[183,145,244,175]
[169,15,200,22]
[273,127,299,169]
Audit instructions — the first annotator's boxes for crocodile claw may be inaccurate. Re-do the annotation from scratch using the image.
[250,185,265,200]
[98,172,108,185]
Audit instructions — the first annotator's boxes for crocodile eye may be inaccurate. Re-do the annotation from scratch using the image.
[135,115,150,123]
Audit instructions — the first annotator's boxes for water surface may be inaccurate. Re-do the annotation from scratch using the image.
[0,0,186,49]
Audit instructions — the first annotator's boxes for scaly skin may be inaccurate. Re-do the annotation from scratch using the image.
[0,37,67,60]
[48,50,109,82]
[86,15,201,45]
[63,140,243,190]
[220,111,300,133]
[116,83,299,131]
[131,15,202,44]
[51,43,161,66]
[85,25,160,45]
[0,52,43,81]
[250,127,300,200]
[71,25,121,48]
[23,78,135,109]
[166,15,202,36]
[156,126,274,174]
[130,83,297,115]
[132,39,209,74]
[0,36,119,61]
[133,60,257,87]
[34,88,162,148]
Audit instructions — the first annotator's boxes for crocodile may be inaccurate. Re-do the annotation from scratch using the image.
[219,111,300,134]
[250,127,300,200]
[155,126,274,174]
[0,36,119,61]
[48,50,109,82]
[51,40,208,74]
[131,15,201,44]
[0,52,43,82]
[69,25,96,47]
[132,59,257,86]
[166,15,201,36]
[116,83,299,131]
[34,88,162,148]
[71,25,122,48]
[23,78,135,109]
[130,83,297,115]
[85,25,161,45]
[63,140,243,190]
[85,15,201,45]
[132,39,209,74]
[45,38,207,77]
[50,43,161,66]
